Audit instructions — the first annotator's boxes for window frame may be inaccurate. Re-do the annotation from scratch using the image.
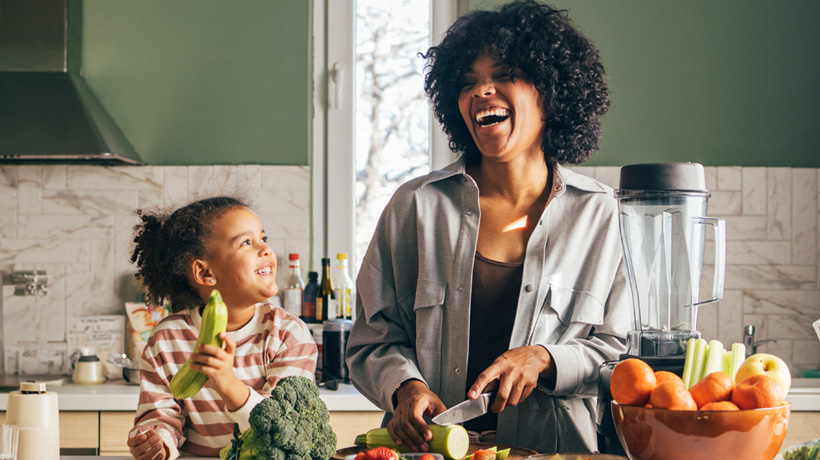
[312,0,465,276]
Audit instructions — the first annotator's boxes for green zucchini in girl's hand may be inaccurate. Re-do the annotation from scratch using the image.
[169,289,228,399]
[354,425,469,460]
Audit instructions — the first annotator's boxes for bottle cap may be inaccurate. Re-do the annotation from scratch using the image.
[337,253,348,260]
[308,271,319,280]
[321,258,330,265]
[288,253,300,260]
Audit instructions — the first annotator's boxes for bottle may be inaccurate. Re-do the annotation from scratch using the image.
[283,253,305,317]
[302,271,319,323]
[333,253,356,320]
[317,257,336,321]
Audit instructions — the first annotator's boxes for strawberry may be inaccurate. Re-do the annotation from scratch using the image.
[419,454,436,460]
[472,449,497,460]
[365,446,399,460]
[356,452,367,460]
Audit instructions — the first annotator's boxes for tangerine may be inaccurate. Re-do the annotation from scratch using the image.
[731,374,786,409]
[689,371,734,408]
[611,358,657,406]
[650,381,697,410]
[700,401,740,411]
[655,371,685,387]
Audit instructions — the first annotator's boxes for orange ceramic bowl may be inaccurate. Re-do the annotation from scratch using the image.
[611,401,790,460]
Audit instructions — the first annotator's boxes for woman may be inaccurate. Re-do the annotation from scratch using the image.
[346,0,629,453]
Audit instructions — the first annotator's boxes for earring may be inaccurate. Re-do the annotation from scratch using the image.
[209,279,216,285]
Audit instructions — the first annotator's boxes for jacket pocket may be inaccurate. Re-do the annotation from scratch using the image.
[529,284,605,345]
[412,279,446,375]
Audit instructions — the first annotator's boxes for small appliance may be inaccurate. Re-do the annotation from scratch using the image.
[71,347,106,385]
[4,381,60,460]
[597,162,726,454]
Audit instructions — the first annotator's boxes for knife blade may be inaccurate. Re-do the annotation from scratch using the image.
[431,391,495,425]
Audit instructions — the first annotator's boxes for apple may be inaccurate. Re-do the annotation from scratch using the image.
[734,353,791,394]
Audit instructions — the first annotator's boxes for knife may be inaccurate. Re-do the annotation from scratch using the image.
[431,391,495,425]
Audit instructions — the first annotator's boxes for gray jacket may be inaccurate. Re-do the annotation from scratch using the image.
[346,156,629,453]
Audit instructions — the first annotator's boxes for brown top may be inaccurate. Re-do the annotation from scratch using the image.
[464,252,523,433]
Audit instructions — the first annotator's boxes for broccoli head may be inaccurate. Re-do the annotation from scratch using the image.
[220,376,338,460]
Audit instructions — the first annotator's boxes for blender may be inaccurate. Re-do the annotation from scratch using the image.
[597,162,726,454]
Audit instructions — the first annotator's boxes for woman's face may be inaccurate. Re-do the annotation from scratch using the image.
[201,206,278,308]
[458,52,545,162]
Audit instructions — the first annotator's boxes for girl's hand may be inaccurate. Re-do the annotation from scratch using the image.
[189,332,250,410]
[468,345,553,414]
[388,380,447,452]
[127,429,168,460]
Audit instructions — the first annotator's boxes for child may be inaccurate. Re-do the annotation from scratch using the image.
[126,196,318,460]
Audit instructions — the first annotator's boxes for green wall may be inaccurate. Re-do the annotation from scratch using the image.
[79,0,311,165]
[473,0,820,167]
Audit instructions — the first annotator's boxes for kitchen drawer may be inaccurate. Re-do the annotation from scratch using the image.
[0,411,98,450]
[100,411,135,455]
[329,411,385,451]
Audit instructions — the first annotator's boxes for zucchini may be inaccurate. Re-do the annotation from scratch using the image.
[355,424,469,460]
[170,289,229,399]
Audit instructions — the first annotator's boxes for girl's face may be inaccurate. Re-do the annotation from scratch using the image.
[458,52,545,162]
[200,206,278,308]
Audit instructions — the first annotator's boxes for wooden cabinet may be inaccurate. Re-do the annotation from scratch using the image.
[2,409,383,454]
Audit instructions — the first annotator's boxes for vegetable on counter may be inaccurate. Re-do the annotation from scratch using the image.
[170,289,229,399]
[682,338,746,389]
[219,375,337,460]
[355,424,469,460]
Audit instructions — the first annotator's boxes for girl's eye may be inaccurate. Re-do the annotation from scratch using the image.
[261,235,268,243]
[241,239,251,246]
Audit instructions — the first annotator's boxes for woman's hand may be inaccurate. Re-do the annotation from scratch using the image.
[188,332,250,410]
[127,429,169,460]
[389,380,447,452]
[468,345,554,414]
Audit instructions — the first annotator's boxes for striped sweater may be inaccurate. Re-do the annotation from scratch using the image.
[128,301,318,459]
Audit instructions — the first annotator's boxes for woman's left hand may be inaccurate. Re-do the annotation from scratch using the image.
[189,332,250,409]
[467,345,554,414]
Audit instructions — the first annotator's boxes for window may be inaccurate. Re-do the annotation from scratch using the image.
[314,0,464,276]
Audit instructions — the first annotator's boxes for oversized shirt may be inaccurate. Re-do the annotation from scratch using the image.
[346,156,630,453]
[130,301,318,459]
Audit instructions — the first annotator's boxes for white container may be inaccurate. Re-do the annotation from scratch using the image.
[72,347,106,385]
[4,382,60,460]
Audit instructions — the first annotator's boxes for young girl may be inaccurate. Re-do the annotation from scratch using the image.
[125,196,318,460]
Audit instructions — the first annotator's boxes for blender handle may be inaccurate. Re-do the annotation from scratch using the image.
[693,216,725,305]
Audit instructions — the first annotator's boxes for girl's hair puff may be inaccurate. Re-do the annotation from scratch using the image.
[422,0,610,165]
[130,196,248,312]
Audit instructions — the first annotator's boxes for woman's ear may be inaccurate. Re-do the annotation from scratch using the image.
[191,259,216,287]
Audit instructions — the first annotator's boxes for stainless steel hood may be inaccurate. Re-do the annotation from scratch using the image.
[0,0,144,165]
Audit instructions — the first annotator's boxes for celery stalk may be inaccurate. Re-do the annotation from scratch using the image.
[682,338,697,388]
[704,340,725,377]
[730,343,746,382]
[691,338,709,387]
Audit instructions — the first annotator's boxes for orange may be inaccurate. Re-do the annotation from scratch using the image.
[689,371,735,408]
[611,358,657,406]
[731,374,786,409]
[650,381,697,410]
[655,371,685,387]
[700,401,740,411]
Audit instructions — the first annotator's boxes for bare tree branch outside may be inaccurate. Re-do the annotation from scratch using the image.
[355,0,431,268]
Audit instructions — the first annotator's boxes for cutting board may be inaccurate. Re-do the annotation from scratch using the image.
[334,442,537,460]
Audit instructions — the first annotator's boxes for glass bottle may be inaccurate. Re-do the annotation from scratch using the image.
[302,271,319,323]
[283,253,305,317]
[317,258,336,321]
[333,253,356,320]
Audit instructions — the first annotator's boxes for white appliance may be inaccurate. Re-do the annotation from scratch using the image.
[4,381,60,460]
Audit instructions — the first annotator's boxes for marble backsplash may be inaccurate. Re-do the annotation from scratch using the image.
[0,164,310,375]
[0,164,818,377]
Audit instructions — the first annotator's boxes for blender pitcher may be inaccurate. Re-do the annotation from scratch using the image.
[615,162,725,359]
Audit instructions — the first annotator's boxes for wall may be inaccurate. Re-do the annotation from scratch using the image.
[0,165,309,374]
[77,0,312,165]
[573,165,820,377]
[472,0,820,167]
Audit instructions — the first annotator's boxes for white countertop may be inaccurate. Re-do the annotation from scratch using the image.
[0,379,380,412]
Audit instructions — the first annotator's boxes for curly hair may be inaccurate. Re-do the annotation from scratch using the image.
[422,0,610,165]
[130,196,248,312]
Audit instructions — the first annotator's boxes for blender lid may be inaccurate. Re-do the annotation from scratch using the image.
[617,162,708,192]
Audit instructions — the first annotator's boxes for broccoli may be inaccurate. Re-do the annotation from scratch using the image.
[220,376,338,460]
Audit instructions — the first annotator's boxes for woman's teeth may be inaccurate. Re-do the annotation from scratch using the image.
[256,266,272,275]
[475,108,510,126]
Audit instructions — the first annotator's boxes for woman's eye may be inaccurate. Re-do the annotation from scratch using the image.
[241,239,250,246]
[261,236,268,243]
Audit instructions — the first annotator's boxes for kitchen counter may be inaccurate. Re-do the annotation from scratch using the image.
[0,379,379,412]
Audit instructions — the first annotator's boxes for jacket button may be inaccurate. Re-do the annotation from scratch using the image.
[454,368,461,374]
[525,284,534,292]
[465,211,472,216]
[457,286,463,292]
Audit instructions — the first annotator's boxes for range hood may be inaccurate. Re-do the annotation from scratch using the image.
[0,0,144,165]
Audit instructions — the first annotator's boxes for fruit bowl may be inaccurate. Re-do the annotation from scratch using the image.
[611,401,790,460]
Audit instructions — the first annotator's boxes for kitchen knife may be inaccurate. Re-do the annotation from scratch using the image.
[431,391,495,425]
